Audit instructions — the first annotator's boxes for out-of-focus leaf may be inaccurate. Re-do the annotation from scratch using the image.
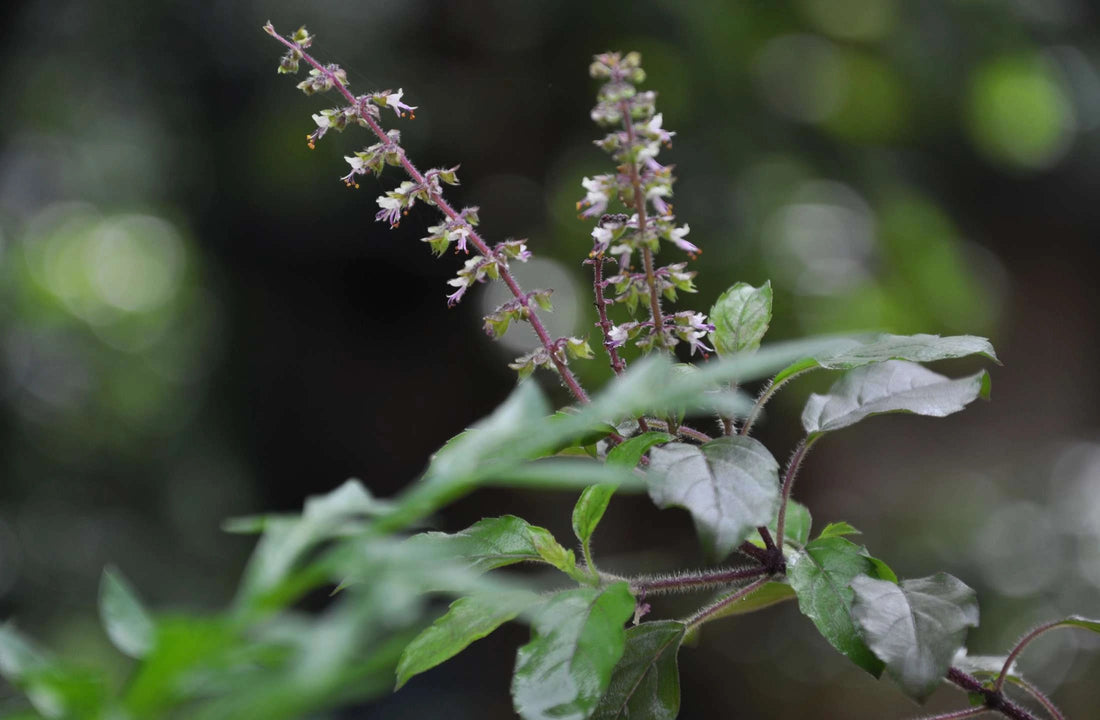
[787,537,884,676]
[709,281,772,357]
[396,591,540,690]
[951,648,1019,681]
[0,625,109,719]
[235,479,393,606]
[851,573,979,701]
[607,432,672,468]
[99,567,155,659]
[594,621,685,720]
[482,458,646,491]
[772,334,999,387]
[801,361,991,437]
[648,437,780,561]
[512,583,635,720]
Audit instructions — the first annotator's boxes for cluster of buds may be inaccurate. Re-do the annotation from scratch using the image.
[508,337,594,380]
[581,52,712,357]
[445,240,532,307]
[483,290,554,338]
[607,312,714,356]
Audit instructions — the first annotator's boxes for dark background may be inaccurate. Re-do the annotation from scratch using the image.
[1,0,1098,717]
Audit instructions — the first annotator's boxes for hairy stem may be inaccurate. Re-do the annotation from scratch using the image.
[683,575,772,630]
[775,436,816,545]
[590,255,626,376]
[1011,677,1064,720]
[947,667,1042,720]
[629,565,768,596]
[996,621,1067,692]
[740,368,813,436]
[267,24,591,404]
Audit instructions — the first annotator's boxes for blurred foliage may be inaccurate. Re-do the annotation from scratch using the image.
[1,0,1099,717]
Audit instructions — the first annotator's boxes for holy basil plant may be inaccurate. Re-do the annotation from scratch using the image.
[0,23,1096,720]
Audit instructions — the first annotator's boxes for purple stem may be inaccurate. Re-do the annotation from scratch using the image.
[629,565,768,595]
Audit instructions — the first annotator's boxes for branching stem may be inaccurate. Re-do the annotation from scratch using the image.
[946,667,1042,720]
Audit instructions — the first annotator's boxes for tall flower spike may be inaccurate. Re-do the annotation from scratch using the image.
[265,23,594,402]
[580,52,709,354]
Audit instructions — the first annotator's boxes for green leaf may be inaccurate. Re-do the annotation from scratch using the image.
[801,361,991,437]
[528,526,581,580]
[606,432,673,468]
[817,522,861,539]
[396,591,540,690]
[99,567,154,659]
[787,537,884,676]
[512,583,635,720]
[772,333,999,387]
[708,281,772,357]
[593,621,686,720]
[850,572,980,701]
[404,515,545,574]
[573,484,617,548]
[648,437,780,561]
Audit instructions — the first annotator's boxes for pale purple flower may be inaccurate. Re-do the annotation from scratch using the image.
[375,195,404,227]
[384,88,417,118]
[668,224,699,257]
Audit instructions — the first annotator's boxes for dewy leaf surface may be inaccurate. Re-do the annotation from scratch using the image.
[772,333,998,386]
[593,621,686,720]
[647,437,780,561]
[850,573,979,701]
[512,583,635,720]
[99,568,155,659]
[801,360,990,436]
[787,537,884,676]
[396,591,540,689]
[708,281,772,357]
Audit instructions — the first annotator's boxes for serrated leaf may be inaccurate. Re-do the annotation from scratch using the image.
[647,437,780,561]
[788,537,884,676]
[817,522,861,539]
[708,281,772,357]
[573,484,617,547]
[772,333,999,387]
[850,573,979,701]
[98,568,154,659]
[606,432,672,468]
[594,621,685,720]
[404,515,545,575]
[512,583,635,720]
[396,591,540,690]
[801,361,991,437]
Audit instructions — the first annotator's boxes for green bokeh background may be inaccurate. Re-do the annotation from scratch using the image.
[1,0,1098,717]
